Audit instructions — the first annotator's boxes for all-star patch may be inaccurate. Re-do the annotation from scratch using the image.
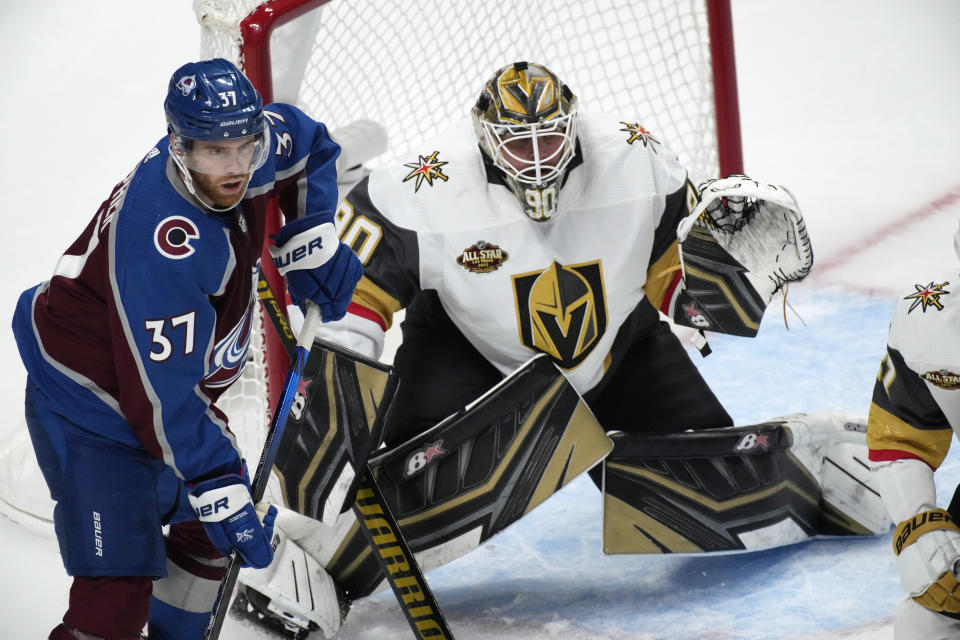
[456,240,509,273]
[619,121,661,150]
[921,370,960,390]
[904,281,949,313]
[402,150,449,192]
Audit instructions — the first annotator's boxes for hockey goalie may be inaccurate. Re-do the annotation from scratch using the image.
[236,61,890,638]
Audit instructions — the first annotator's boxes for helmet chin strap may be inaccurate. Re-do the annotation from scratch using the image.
[169,145,247,213]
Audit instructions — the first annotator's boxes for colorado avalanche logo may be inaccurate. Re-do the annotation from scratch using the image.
[176,75,196,96]
[154,216,200,259]
[203,309,252,389]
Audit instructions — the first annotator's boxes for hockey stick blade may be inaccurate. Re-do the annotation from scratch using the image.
[256,274,455,639]
[204,303,322,640]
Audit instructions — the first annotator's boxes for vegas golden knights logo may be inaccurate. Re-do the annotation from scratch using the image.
[513,260,607,369]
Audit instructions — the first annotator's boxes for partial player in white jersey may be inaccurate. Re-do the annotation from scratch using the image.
[868,228,960,639]
[237,62,889,638]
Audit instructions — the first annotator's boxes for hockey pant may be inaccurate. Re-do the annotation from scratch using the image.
[24,379,229,640]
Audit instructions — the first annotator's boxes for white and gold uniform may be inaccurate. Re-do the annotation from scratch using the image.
[869,271,960,639]
[334,113,694,384]
[327,112,729,444]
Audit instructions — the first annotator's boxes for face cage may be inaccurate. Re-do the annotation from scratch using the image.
[169,128,270,176]
[479,112,577,187]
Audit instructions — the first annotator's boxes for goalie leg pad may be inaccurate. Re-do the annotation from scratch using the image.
[270,338,398,526]
[602,412,889,554]
[325,354,613,598]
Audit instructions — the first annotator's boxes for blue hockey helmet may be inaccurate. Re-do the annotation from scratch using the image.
[165,58,269,176]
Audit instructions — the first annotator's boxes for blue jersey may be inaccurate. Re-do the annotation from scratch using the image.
[12,103,339,483]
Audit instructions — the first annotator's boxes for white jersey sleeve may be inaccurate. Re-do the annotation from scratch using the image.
[868,273,959,469]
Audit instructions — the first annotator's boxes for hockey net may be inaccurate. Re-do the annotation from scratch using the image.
[0,0,742,531]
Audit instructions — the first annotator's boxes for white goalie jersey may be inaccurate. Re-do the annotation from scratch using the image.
[331,112,695,394]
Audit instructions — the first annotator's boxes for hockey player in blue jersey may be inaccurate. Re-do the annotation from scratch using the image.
[10,58,362,640]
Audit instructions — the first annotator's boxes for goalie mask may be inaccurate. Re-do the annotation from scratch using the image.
[472,62,579,222]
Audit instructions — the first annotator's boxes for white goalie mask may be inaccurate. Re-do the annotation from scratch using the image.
[472,62,579,222]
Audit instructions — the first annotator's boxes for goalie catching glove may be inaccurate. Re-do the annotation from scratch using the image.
[678,174,813,301]
[672,174,813,336]
[269,212,363,322]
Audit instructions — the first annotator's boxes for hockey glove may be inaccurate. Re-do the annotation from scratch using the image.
[677,174,813,303]
[188,465,278,569]
[269,213,363,322]
[893,508,960,613]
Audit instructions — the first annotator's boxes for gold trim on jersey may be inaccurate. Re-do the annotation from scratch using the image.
[339,211,384,265]
[645,241,682,311]
[352,276,403,331]
[867,402,953,468]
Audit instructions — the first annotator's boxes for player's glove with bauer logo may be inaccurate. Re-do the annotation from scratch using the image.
[269,212,363,322]
[188,462,278,569]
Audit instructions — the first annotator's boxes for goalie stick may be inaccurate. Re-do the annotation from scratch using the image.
[204,302,322,640]
[255,274,455,639]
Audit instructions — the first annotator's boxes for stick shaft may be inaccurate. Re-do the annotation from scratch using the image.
[203,303,320,640]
